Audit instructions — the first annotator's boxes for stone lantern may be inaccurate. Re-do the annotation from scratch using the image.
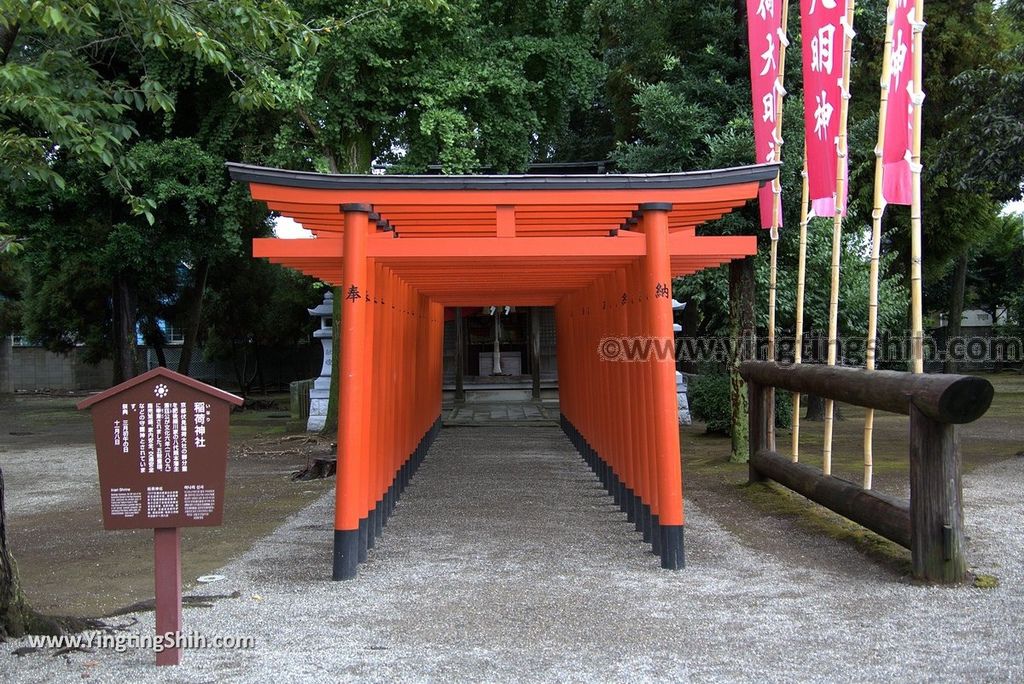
[672,298,691,425]
[307,291,333,431]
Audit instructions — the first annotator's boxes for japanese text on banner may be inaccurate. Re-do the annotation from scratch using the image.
[801,0,848,215]
[882,0,915,205]
[746,0,785,228]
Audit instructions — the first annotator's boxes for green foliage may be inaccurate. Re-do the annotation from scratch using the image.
[5,134,265,365]
[0,0,316,199]
[935,2,1024,204]
[1,0,1020,381]
[951,213,1024,325]
[773,385,792,430]
[689,373,732,435]
[204,259,318,355]
[274,0,603,174]
[690,373,791,436]
[598,0,1015,354]
[0,244,22,335]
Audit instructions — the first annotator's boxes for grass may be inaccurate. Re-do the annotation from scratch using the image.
[1,390,305,445]
[228,398,295,439]
[739,480,913,572]
[973,574,1000,589]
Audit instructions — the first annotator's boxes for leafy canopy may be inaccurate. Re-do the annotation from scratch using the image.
[0,0,316,209]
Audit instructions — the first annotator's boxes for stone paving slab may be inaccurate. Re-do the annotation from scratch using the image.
[445,400,558,426]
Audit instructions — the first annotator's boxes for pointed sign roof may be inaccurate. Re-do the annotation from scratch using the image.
[77,367,244,410]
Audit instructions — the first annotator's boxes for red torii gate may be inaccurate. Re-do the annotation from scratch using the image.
[228,162,777,579]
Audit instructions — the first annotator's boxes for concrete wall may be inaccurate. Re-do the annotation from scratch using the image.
[0,336,12,393]
[3,342,322,393]
[8,346,113,391]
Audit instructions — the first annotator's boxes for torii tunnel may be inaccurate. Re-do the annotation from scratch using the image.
[227,162,778,580]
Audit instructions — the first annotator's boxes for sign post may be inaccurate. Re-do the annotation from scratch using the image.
[78,367,243,666]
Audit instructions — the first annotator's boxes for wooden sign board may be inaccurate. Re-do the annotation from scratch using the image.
[78,367,244,530]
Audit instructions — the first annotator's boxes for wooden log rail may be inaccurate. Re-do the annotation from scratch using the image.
[739,361,994,584]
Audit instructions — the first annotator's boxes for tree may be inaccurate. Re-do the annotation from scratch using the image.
[268,0,603,433]
[1,1,317,380]
[9,139,251,383]
[202,244,319,395]
[0,0,316,640]
[933,0,1024,206]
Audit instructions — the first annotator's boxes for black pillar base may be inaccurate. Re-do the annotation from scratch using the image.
[358,517,369,562]
[561,414,687,571]
[650,514,661,555]
[332,415,442,580]
[374,499,384,537]
[660,525,685,570]
[366,510,376,550]
[332,529,360,580]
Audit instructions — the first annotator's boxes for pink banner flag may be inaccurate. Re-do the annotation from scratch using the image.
[882,0,915,205]
[801,0,848,217]
[747,0,784,228]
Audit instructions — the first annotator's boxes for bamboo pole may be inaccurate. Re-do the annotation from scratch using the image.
[909,0,925,374]
[822,0,856,477]
[766,0,790,447]
[791,160,810,463]
[864,0,900,490]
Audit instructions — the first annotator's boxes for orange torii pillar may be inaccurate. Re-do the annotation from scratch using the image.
[639,202,685,569]
[333,206,442,580]
[555,205,685,569]
[335,203,371,580]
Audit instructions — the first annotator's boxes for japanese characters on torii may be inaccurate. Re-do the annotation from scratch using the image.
[801,0,851,217]
[746,0,787,229]
[882,0,920,205]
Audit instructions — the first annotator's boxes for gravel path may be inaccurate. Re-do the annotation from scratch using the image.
[2,445,98,516]
[3,426,1022,682]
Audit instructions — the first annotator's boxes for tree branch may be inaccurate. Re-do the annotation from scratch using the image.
[0,22,19,65]
[296,105,339,173]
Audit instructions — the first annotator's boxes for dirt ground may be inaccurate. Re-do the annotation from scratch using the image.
[0,372,1021,622]
[0,393,334,618]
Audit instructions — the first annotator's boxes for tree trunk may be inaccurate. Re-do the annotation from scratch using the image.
[0,466,32,639]
[111,274,140,385]
[0,23,19,66]
[323,133,373,436]
[680,299,699,374]
[805,393,826,421]
[230,338,246,393]
[991,303,1003,372]
[153,340,166,368]
[732,0,748,61]
[804,329,826,421]
[177,259,210,376]
[342,132,373,175]
[139,315,166,369]
[944,251,969,374]
[254,339,266,394]
[729,257,755,463]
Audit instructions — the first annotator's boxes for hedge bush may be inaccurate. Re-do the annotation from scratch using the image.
[688,373,792,436]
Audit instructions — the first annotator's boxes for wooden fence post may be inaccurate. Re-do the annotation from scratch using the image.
[748,380,769,483]
[909,403,967,583]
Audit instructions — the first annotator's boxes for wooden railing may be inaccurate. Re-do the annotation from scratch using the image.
[740,361,994,584]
